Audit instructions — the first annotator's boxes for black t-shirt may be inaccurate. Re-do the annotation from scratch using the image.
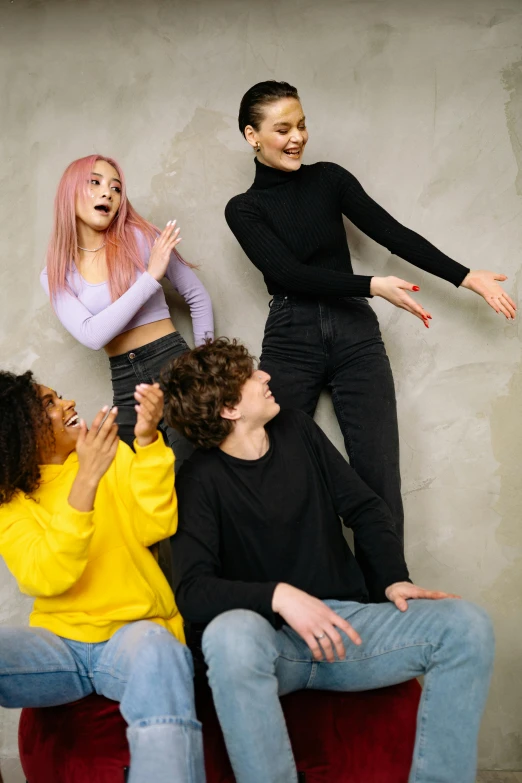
[225,159,469,298]
[171,410,410,627]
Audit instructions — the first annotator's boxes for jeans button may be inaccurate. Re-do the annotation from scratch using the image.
[129,352,136,360]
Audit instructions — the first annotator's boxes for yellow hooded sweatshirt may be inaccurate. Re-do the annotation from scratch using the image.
[0,435,184,644]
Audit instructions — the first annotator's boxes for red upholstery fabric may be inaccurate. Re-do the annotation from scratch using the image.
[196,679,421,783]
[19,679,421,783]
[19,694,129,783]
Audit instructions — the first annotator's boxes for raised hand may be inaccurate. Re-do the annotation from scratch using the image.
[370,276,432,328]
[272,583,362,662]
[133,382,164,447]
[385,581,460,612]
[75,406,119,483]
[69,406,119,512]
[148,221,182,281]
[461,270,516,320]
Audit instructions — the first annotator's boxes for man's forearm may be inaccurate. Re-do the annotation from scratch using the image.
[353,520,410,592]
[175,575,279,626]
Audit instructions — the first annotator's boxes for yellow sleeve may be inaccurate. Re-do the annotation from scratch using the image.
[0,496,95,597]
[115,436,178,547]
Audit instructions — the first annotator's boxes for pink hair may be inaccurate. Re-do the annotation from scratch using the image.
[46,154,192,303]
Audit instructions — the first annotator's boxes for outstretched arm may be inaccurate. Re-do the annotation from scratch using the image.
[327,163,516,320]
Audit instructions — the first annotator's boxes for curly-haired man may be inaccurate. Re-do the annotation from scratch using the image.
[163,338,494,783]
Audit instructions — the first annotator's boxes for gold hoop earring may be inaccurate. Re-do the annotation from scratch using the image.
[255,142,261,153]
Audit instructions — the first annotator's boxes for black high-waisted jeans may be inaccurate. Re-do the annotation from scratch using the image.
[109,331,193,470]
[260,295,403,596]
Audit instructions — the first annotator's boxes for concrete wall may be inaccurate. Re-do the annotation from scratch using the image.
[1,0,521,775]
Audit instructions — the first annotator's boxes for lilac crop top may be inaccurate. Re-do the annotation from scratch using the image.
[40,231,214,351]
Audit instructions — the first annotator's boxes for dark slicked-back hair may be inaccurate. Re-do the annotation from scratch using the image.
[0,371,52,505]
[161,338,255,449]
[238,80,300,137]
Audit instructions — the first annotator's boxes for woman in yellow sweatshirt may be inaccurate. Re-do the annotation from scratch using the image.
[0,372,205,783]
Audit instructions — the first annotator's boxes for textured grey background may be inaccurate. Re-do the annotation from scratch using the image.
[1,0,521,776]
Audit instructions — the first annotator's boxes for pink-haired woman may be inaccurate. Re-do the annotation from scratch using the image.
[41,155,214,468]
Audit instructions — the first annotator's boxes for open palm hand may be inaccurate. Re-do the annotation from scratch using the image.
[461,270,516,319]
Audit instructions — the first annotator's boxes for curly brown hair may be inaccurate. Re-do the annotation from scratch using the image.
[0,371,53,505]
[161,338,255,449]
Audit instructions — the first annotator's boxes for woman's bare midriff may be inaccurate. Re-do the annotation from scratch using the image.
[104,319,176,357]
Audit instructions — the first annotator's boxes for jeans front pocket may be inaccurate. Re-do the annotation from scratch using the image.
[268,295,290,314]
[264,297,293,338]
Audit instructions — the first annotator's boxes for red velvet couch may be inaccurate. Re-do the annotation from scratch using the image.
[19,678,421,783]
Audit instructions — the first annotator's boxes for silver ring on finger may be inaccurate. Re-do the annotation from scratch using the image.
[315,633,326,640]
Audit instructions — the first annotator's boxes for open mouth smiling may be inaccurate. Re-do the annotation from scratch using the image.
[64,414,80,428]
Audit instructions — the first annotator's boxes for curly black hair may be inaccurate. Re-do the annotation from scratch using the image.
[0,371,53,506]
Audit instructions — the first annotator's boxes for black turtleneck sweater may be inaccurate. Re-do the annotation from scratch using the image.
[225,159,470,298]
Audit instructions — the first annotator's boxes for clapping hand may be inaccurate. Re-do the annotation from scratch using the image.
[75,406,119,484]
[134,383,164,447]
[69,406,119,512]
[148,221,182,281]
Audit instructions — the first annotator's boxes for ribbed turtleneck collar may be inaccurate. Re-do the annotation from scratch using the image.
[251,158,303,190]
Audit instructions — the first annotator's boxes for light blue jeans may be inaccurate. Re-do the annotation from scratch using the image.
[202,598,494,783]
[0,620,205,783]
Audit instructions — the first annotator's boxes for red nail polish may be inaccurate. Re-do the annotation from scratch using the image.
[412,286,420,291]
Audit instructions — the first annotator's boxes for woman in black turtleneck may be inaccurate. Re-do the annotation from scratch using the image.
[225,80,515,574]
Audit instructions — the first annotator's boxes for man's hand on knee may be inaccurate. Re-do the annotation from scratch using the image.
[385,581,460,612]
[272,583,362,662]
